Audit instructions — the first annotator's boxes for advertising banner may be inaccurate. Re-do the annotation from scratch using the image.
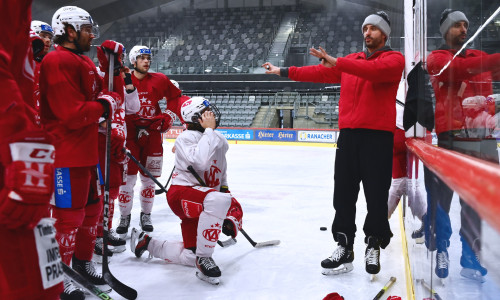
[297,131,337,143]
[164,127,184,139]
[255,130,297,141]
[216,129,254,140]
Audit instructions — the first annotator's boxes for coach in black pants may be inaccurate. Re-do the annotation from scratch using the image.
[263,11,404,276]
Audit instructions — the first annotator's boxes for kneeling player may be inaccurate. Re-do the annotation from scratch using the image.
[130,97,243,285]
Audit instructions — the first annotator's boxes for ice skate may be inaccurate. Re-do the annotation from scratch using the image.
[115,214,131,239]
[107,229,126,253]
[435,248,449,281]
[140,212,154,232]
[72,256,112,293]
[365,236,381,275]
[130,227,152,258]
[196,256,221,285]
[460,250,487,283]
[60,278,85,300]
[93,237,113,264]
[321,233,354,275]
[411,220,425,244]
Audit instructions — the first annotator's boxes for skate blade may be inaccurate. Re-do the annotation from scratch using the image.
[369,274,376,281]
[440,278,446,286]
[196,271,220,285]
[110,245,126,253]
[130,228,139,255]
[117,232,128,239]
[414,236,424,244]
[321,263,354,275]
[460,268,486,283]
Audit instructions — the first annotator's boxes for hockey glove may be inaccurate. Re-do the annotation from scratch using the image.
[148,110,176,133]
[97,40,124,74]
[322,293,344,300]
[97,90,121,119]
[0,130,54,229]
[111,124,127,163]
[222,198,243,238]
[30,29,44,62]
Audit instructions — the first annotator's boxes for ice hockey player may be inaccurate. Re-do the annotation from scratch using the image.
[93,40,140,262]
[130,97,244,285]
[31,20,54,126]
[0,1,63,299]
[115,45,189,237]
[39,6,123,298]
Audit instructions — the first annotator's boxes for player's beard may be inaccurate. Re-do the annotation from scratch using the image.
[451,34,467,48]
[76,34,92,52]
[135,64,150,74]
[365,35,385,52]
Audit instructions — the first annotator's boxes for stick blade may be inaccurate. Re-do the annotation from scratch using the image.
[254,240,281,248]
[103,269,138,300]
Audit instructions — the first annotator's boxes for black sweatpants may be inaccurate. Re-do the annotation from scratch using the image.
[331,128,394,249]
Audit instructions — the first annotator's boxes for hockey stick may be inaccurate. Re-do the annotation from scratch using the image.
[155,166,174,195]
[217,237,237,247]
[187,165,281,248]
[103,52,138,300]
[372,276,396,300]
[63,263,113,300]
[125,150,168,194]
[417,279,443,300]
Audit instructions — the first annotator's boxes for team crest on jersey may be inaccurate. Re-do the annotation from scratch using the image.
[138,96,156,117]
[202,223,221,242]
[204,163,221,188]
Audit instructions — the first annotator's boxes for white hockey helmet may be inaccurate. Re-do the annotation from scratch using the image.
[170,79,179,89]
[52,6,99,38]
[31,20,54,37]
[180,97,221,126]
[129,45,152,65]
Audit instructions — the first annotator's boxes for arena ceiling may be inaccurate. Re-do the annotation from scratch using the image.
[32,0,404,27]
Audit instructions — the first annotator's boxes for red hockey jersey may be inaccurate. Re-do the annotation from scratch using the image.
[39,46,104,167]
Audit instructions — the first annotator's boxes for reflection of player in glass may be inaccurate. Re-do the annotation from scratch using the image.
[426,9,500,283]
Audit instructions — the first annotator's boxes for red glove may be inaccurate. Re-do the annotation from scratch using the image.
[97,40,124,74]
[322,293,344,300]
[30,29,44,61]
[97,90,121,119]
[222,197,243,238]
[111,124,127,163]
[0,131,55,229]
[148,110,176,132]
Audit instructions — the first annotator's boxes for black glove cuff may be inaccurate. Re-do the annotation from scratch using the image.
[124,73,133,85]
[279,67,289,78]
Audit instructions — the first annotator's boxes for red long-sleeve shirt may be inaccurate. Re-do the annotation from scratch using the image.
[39,46,105,167]
[287,48,404,132]
[427,47,500,134]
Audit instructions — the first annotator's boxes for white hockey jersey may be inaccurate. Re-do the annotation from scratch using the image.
[172,128,229,190]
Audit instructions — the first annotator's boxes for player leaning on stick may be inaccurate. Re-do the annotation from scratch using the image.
[129,97,243,285]
[0,1,64,299]
[264,11,404,277]
[115,45,189,237]
[93,41,140,262]
[39,6,122,299]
